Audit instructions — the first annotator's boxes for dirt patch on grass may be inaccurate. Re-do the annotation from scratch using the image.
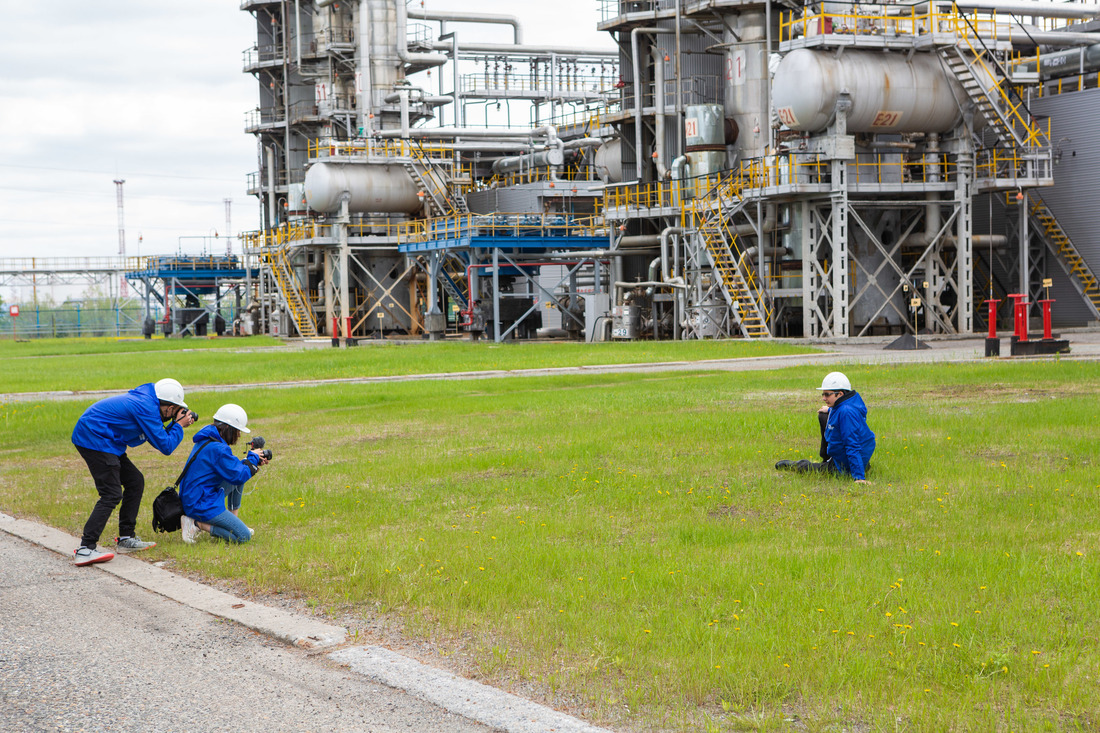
[708,504,760,521]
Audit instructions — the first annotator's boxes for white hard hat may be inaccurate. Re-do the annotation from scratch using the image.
[153,378,187,408]
[817,371,852,391]
[213,403,251,433]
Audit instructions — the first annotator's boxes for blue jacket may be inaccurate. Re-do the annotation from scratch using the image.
[179,424,259,522]
[824,391,876,481]
[72,383,183,457]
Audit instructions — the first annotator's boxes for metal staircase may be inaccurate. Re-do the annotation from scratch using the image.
[691,189,770,338]
[403,144,469,216]
[440,252,469,310]
[265,245,318,337]
[938,37,1046,151]
[1028,193,1100,319]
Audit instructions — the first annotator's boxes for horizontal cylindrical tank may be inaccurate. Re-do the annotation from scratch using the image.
[773,49,963,133]
[594,138,623,183]
[304,162,421,214]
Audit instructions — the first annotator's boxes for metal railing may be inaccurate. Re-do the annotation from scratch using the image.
[244,108,287,131]
[396,212,604,245]
[780,4,998,43]
[598,0,678,23]
[0,256,146,274]
[240,220,409,250]
[242,44,285,70]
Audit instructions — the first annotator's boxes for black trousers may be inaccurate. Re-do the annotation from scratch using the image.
[76,446,145,549]
[790,412,839,474]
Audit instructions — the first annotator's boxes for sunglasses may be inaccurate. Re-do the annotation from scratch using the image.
[821,391,838,398]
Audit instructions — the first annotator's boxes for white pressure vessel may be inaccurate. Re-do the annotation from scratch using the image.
[304,161,422,214]
[772,49,964,133]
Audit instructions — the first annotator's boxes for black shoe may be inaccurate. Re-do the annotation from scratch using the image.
[775,460,795,470]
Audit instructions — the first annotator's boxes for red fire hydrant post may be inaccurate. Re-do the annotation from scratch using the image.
[1008,293,1028,342]
[984,298,1001,357]
[1038,299,1055,340]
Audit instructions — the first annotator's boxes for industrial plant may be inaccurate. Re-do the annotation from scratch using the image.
[6,0,1100,343]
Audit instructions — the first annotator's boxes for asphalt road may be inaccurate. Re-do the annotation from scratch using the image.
[0,531,492,733]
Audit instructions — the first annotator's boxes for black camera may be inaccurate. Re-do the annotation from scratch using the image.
[187,410,198,422]
[247,435,273,461]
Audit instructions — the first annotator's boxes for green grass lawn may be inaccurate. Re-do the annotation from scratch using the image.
[0,337,814,393]
[1,347,1097,731]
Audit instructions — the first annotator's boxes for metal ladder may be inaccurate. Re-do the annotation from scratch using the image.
[1028,193,1100,319]
[937,43,1045,150]
[266,245,318,337]
[404,144,469,216]
[692,194,770,338]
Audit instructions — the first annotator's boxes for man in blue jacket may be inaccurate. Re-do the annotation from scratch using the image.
[775,371,875,483]
[71,378,197,565]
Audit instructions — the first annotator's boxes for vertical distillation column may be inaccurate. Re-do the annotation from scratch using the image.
[723,10,770,162]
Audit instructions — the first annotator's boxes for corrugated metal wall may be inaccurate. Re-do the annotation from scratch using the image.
[1031,88,1100,326]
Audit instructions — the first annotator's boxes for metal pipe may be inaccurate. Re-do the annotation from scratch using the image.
[491,148,564,175]
[631,28,664,180]
[654,47,669,179]
[427,40,616,57]
[398,89,410,138]
[447,32,463,127]
[740,245,790,263]
[548,248,656,258]
[357,0,373,129]
[999,28,1100,46]
[675,0,683,159]
[395,0,449,67]
[618,235,660,247]
[931,0,1100,19]
[765,0,773,153]
[563,137,604,150]
[295,0,302,69]
[377,125,559,141]
[408,9,523,44]
[266,146,277,229]
[901,234,1008,247]
[731,210,777,237]
[660,226,684,282]
[383,88,452,106]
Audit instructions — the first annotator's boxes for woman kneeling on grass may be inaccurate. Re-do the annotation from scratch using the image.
[179,404,269,544]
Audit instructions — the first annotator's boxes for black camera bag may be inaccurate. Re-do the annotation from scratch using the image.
[152,439,214,533]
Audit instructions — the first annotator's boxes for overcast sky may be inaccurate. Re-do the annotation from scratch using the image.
[0,0,613,272]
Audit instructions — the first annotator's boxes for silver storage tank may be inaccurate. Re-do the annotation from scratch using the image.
[611,304,641,339]
[304,161,421,214]
[685,104,727,177]
[772,49,964,133]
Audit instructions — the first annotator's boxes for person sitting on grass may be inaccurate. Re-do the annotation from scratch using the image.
[775,371,875,484]
[179,404,269,544]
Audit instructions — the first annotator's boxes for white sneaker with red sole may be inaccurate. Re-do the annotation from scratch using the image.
[73,547,115,566]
